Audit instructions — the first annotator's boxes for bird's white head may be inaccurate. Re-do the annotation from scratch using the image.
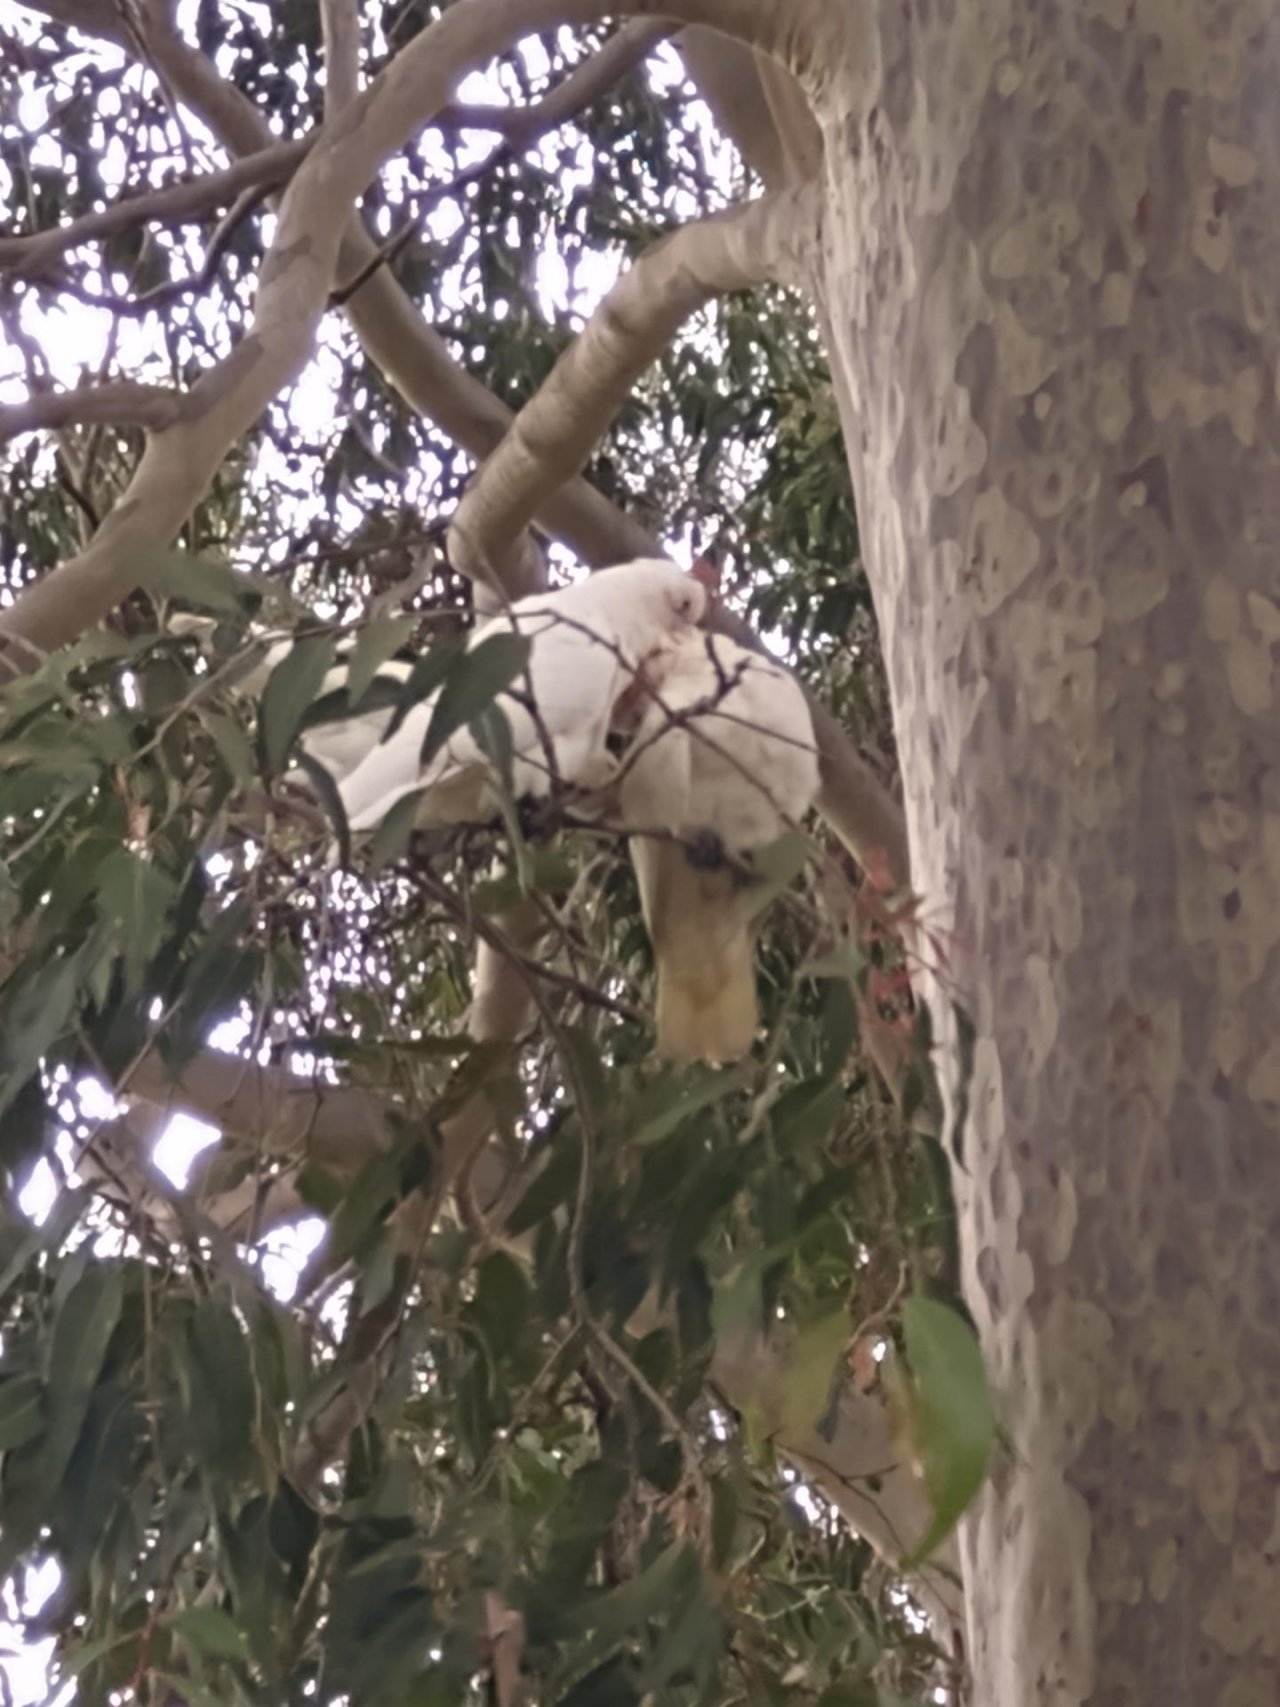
[595,558,708,635]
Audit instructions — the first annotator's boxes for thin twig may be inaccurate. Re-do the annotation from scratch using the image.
[0,139,312,276]
[24,180,273,318]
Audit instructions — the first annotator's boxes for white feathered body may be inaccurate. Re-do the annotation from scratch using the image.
[335,559,706,832]
[619,633,820,1065]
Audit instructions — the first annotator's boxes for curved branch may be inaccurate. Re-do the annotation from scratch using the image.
[0,141,311,279]
[125,1046,392,1163]
[446,185,820,586]
[0,382,181,446]
[677,27,822,189]
[435,19,672,141]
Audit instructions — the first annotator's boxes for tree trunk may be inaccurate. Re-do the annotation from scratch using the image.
[806,4,1280,1701]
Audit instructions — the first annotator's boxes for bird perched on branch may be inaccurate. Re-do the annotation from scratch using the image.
[617,631,820,1065]
[336,557,710,834]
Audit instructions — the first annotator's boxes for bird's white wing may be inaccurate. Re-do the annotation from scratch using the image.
[295,660,411,784]
[337,608,624,834]
[335,558,703,836]
[619,635,820,1064]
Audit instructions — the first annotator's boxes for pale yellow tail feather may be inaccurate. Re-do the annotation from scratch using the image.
[654,929,758,1065]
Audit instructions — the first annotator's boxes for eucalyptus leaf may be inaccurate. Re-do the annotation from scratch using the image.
[258,634,338,777]
[347,614,417,705]
[901,1295,997,1565]
[421,631,532,768]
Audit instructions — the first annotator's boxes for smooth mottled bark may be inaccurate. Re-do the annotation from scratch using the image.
[800,3,1280,1702]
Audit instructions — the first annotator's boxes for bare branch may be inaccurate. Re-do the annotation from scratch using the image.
[435,19,671,140]
[0,382,181,446]
[319,0,360,116]
[0,141,311,279]
[124,1046,393,1164]
[447,185,821,587]
[329,20,673,314]
[677,27,823,188]
[46,4,654,585]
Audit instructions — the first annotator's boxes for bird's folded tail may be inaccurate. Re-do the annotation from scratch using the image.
[647,862,759,1064]
[655,946,758,1065]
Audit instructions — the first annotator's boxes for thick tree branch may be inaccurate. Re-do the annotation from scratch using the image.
[125,1046,392,1164]
[0,140,311,278]
[447,186,819,585]
[0,382,182,446]
[677,29,823,190]
[319,0,360,116]
[17,182,274,319]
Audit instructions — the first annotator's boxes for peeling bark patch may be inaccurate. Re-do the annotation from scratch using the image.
[966,488,1040,615]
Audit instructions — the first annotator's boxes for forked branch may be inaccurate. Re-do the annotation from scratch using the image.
[2,0,801,670]
[0,140,312,278]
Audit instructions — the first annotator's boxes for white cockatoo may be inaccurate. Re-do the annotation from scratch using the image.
[336,558,709,834]
[617,631,820,1066]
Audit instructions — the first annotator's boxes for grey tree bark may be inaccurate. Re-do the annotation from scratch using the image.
[793,3,1280,1702]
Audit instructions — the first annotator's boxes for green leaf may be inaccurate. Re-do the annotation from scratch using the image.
[201,708,256,788]
[421,631,532,768]
[95,847,179,985]
[471,1251,531,1361]
[640,1584,723,1692]
[561,1540,698,1644]
[771,1077,844,1156]
[293,749,351,869]
[0,950,83,1118]
[179,1296,256,1476]
[326,1151,402,1267]
[746,830,811,917]
[258,634,338,777]
[346,614,416,706]
[168,1605,251,1662]
[710,1475,738,1571]
[777,1305,848,1439]
[626,1063,746,1148]
[901,1295,996,1564]
[381,637,463,742]
[368,788,425,873]
[0,1374,44,1450]
[41,1262,125,1489]
[139,550,258,615]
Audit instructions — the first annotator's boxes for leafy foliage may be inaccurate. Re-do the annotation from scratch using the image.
[0,7,987,1705]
